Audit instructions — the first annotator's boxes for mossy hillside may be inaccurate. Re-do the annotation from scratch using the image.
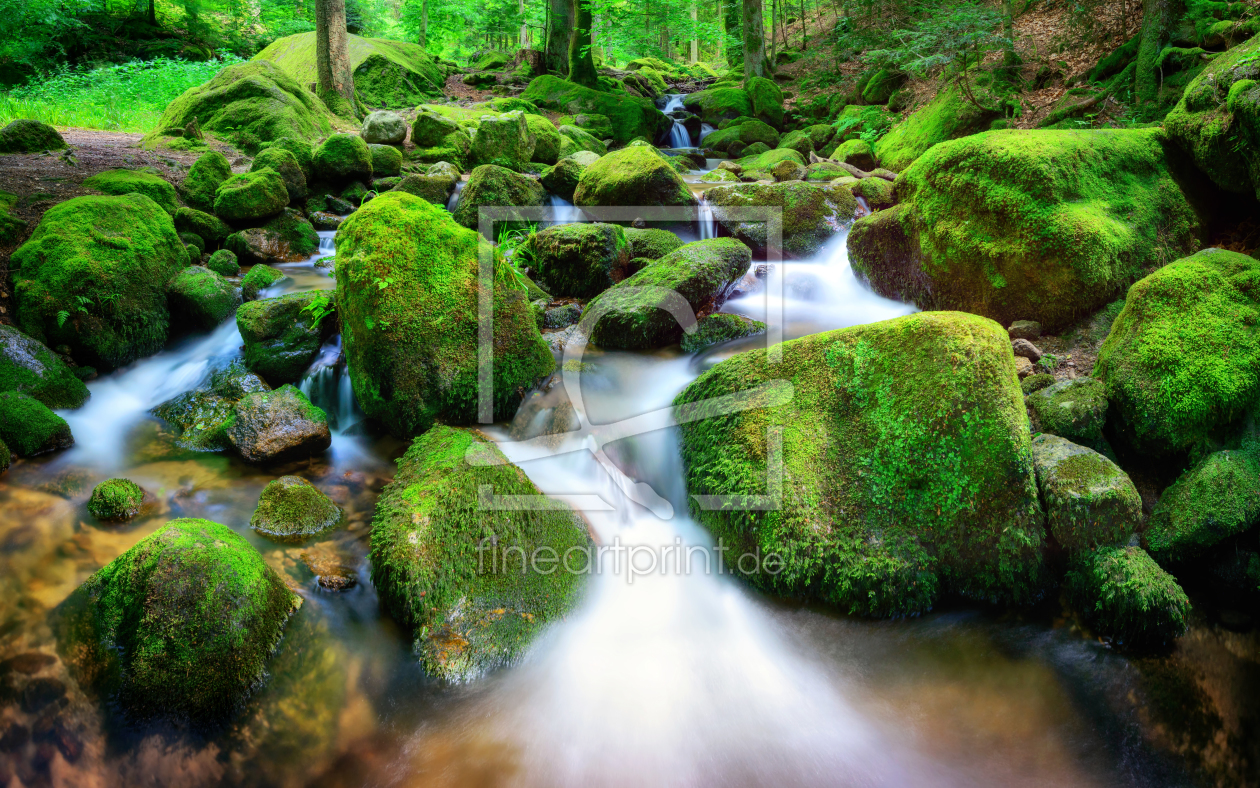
[237,291,334,385]
[180,150,233,212]
[874,83,1003,172]
[369,143,403,177]
[370,426,590,680]
[704,181,858,258]
[854,129,1207,332]
[1030,434,1140,553]
[683,87,753,124]
[251,147,308,203]
[680,312,766,353]
[12,194,187,370]
[825,105,895,151]
[531,222,631,298]
[83,169,179,216]
[313,133,372,184]
[241,264,288,300]
[674,311,1046,616]
[520,75,671,143]
[175,207,232,247]
[1093,249,1260,457]
[0,119,67,153]
[214,170,290,224]
[0,390,74,456]
[0,324,90,409]
[1064,545,1189,646]
[167,266,241,331]
[144,60,339,153]
[584,237,752,349]
[1146,450,1260,563]
[87,478,144,520]
[573,146,696,208]
[451,164,546,230]
[60,517,300,724]
[623,227,683,260]
[250,475,343,540]
[335,192,554,436]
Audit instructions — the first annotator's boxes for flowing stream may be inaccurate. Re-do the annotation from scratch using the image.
[660,94,694,149]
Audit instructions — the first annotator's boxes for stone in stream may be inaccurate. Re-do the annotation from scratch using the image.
[166,266,241,331]
[427,160,461,180]
[241,264,288,300]
[674,311,1047,617]
[313,133,373,184]
[543,303,583,329]
[152,361,269,451]
[0,324,89,409]
[251,147,309,203]
[1065,545,1189,646]
[530,223,632,298]
[0,119,66,153]
[86,478,145,521]
[733,147,806,180]
[176,206,232,246]
[179,150,233,212]
[361,110,408,144]
[214,170,290,223]
[573,146,696,208]
[57,517,301,726]
[250,475,343,540]
[704,180,857,258]
[309,211,345,231]
[370,426,591,681]
[1145,450,1260,563]
[539,157,585,202]
[1030,434,1140,553]
[679,313,766,353]
[451,164,546,230]
[0,391,73,457]
[83,169,179,215]
[237,291,335,385]
[700,119,780,155]
[847,176,896,210]
[227,384,332,464]
[207,248,240,276]
[226,210,319,265]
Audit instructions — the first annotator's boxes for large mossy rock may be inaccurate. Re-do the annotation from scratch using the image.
[1065,545,1189,646]
[873,83,1002,172]
[451,164,546,229]
[573,146,696,208]
[1094,249,1260,457]
[1030,434,1140,553]
[623,227,683,260]
[583,237,751,349]
[237,291,334,385]
[683,87,753,124]
[180,151,233,213]
[176,207,232,246]
[849,129,1208,332]
[360,110,408,144]
[0,119,66,153]
[250,475,342,540]
[370,425,590,680]
[705,181,857,258]
[227,384,331,463]
[11,194,187,370]
[255,32,444,109]
[313,133,372,184]
[251,147,308,203]
[0,391,73,456]
[166,266,241,331]
[0,324,89,409]
[525,114,561,165]
[732,147,805,180]
[745,77,784,127]
[336,192,554,437]
[144,61,337,153]
[674,311,1046,617]
[83,169,178,215]
[531,222,631,298]
[701,119,779,154]
[215,170,290,224]
[1146,450,1260,563]
[469,111,536,171]
[1166,32,1260,199]
[59,518,300,725]
[520,75,671,144]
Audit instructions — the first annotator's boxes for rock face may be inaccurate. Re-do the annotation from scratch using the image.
[59,518,300,724]
[215,170,290,224]
[83,169,178,215]
[573,146,696,208]
[0,391,74,456]
[0,119,67,153]
[227,384,332,463]
[237,291,334,385]
[1065,545,1189,646]
[521,75,671,143]
[584,238,751,349]
[166,267,241,331]
[1030,434,1140,553]
[0,325,89,409]
[451,165,546,230]
[337,192,554,436]
[469,111,536,171]
[12,194,187,370]
[180,151,233,212]
[849,129,1209,332]
[370,426,590,681]
[1094,249,1260,457]
[1146,450,1260,563]
[314,133,373,184]
[531,223,631,297]
[361,110,408,144]
[251,147,308,204]
[87,478,144,520]
[705,181,857,258]
[250,475,342,540]
[152,361,269,451]
[674,311,1046,617]
[1028,377,1110,454]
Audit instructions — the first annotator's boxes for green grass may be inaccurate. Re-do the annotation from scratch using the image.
[0,56,246,133]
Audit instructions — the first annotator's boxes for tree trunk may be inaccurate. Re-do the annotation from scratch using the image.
[769,0,777,65]
[316,0,358,119]
[568,0,599,87]
[724,0,742,70]
[546,0,573,74]
[742,0,765,79]
[419,0,428,47]
[147,0,156,25]
[691,2,699,62]
[520,0,530,49]
[1136,0,1185,107]
[799,0,806,50]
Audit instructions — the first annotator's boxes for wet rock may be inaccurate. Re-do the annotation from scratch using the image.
[679,313,766,353]
[1065,545,1189,646]
[1031,434,1140,552]
[87,478,145,521]
[299,546,357,590]
[573,146,696,208]
[309,210,344,230]
[251,476,343,540]
[705,180,857,258]
[228,384,332,463]
[0,653,55,676]
[0,325,90,409]
[451,164,546,230]
[771,159,805,182]
[152,361,270,451]
[0,391,73,456]
[19,678,65,714]
[1011,338,1042,362]
[237,291,334,385]
[31,712,82,762]
[1008,320,1042,341]
[531,223,631,298]
[623,227,683,261]
[543,303,583,329]
[539,157,585,202]
[166,266,242,331]
[361,110,408,144]
[207,248,240,277]
[241,264,288,301]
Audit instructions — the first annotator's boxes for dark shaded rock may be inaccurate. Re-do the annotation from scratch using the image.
[227,384,332,463]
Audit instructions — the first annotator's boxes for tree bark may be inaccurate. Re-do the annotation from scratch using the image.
[419,0,428,47]
[546,0,573,74]
[316,0,358,120]
[568,0,599,88]
[147,0,156,25]
[1136,0,1185,107]
[724,0,742,70]
[520,0,530,49]
[691,2,699,62]
[742,0,765,79]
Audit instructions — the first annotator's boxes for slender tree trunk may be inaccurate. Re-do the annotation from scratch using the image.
[799,0,806,50]
[520,0,530,48]
[316,0,358,119]
[742,0,765,79]
[568,0,599,87]
[691,2,699,62]
[546,0,573,74]
[723,0,742,70]
[147,0,156,25]
[1136,0,1185,107]
[419,0,428,47]
[769,0,777,65]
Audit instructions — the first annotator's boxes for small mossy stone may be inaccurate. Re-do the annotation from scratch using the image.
[368,144,403,177]
[214,170,289,224]
[1030,434,1140,552]
[531,223,631,298]
[680,313,766,353]
[1065,545,1189,646]
[241,265,288,300]
[313,133,373,183]
[250,475,342,540]
[1021,373,1055,395]
[179,232,206,256]
[180,151,233,213]
[176,207,232,245]
[849,177,895,210]
[743,142,770,156]
[207,249,240,276]
[833,139,876,171]
[452,164,546,230]
[87,478,144,521]
[1028,377,1110,454]
[539,157,585,202]
[733,147,806,180]
[0,324,89,409]
[0,390,73,456]
[228,384,331,463]
[1146,450,1260,563]
[557,125,607,156]
[701,120,780,154]
[411,111,462,147]
[543,303,583,329]
[392,173,457,205]
[0,119,67,153]
[573,146,696,208]
[237,291,333,385]
[83,169,178,216]
[623,227,683,260]
[167,266,241,331]
[361,110,408,145]
[251,147,308,203]
[700,168,740,183]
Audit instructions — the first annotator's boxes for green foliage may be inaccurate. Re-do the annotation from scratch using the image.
[1065,545,1189,646]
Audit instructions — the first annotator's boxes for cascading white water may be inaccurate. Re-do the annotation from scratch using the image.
[546,194,587,225]
[697,195,716,239]
[447,179,466,213]
[699,122,716,144]
[661,93,693,149]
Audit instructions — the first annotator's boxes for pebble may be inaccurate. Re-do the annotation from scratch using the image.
[1014,357,1035,378]
[1011,338,1043,362]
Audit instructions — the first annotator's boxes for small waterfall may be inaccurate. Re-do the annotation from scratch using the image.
[447,180,466,213]
[546,194,586,226]
[317,233,335,255]
[660,93,693,149]
[698,195,716,240]
[298,335,363,434]
[699,123,716,144]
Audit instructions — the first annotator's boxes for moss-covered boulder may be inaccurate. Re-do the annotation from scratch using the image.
[0,119,66,153]
[680,312,766,353]
[59,517,300,724]
[411,110,462,146]
[623,227,683,260]
[849,129,1208,332]
[675,310,1045,616]
[250,475,342,540]
[833,139,877,170]
[166,266,241,332]
[241,264,287,300]
[251,147,308,204]
[392,173,457,205]
[226,209,319,265]
[12,194,187,370]
[848,176,896,210]
[704,181,857,258]
[181,230,206,256]
[0,324,89,409]
[361,110,408,144]
[1030,434,1140,553]
[525,114,561,165]
[336,192,554,436]
[733,147,806,180]
[584,237,751,349]
[214,170,289,224]
[83,169,178,215]
[207,248,240,276]
[255,32,444,109]
[87,478,144,521]
[1165,32,1260,199]
[1093,249,1260,456]
[228,384,331,463]
[701,119,780,154]
[451,164,546,230]
[370,425,590,680]
[266,137,315,180]
[745,77,784,127]
[237,291,334,385]
[0,391,73,456]
[144,60,337,153]
[521,76,671,143]
[539,157,584,202]
[874,83,1003,172]
[573,146,696,208]
[1028,377,1110,455]
[1065,545,1189,646]
[776,129,818,158]
[1146,450,1260,563]
[179,151,233,213]
[558,125,607,156]
[468,111,536,172]
[683,87,753,124]
[175,207,232,246]
[151,361,269,451]
[531,223,631,298]
[313,133,372,184]
[368,143,402,177]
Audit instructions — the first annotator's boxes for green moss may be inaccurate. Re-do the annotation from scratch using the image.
[701,119,780,154]
[255,31,439,106]
[214,170,290,223]
[0,324,89,409]
[732,147,805,179]
[241,264,287,300]
[680,312,766,352]
[263,137,315,179]
[167,266,240,331]
[852,129,1208,332]
[151,361,268,451]
[623,227,683,260]
[175,207,232,246]
[313,133,372,184]
[0,189,26,246]
[451,164,546,230]
[12,194,187,370]
[1030,434,1140,552]
[557,125,607,157]
[744,76,784,127]
[0,390,73,456]
[704,181,857,258]
[179,150,232,213]
[237,291,333,385]
[826,105,895,148]
[520,75,671,143]
[539,158,584,202]
[250,475,342,540]
[848,176,895,210]
[531,223,630,297]
[180,232,206,256]
[1028,377,1110,453]
[1021,373,1055,395]
[674,310,1046,616]
[61,517,300,724]
[1146,450,1260,562]
[83,169,178,216]
[264,208,320,257]
[207,248,240,276]
[700,168,740,183]
[525,114,561,165]
[833,139,876,170]
[368,143,402,177]
[874,84,1003,172]
[683,87,753,124]
[392,173,457,204]
[1065,545,1189,645]
[469,111,535,172]
[251,147,307,203]
[0,119,66,153]
[861,68,906,105]
[370,426,590,680]
[87,478,144,520]
[336,192,554,436]
[776,129,816,158]
[572,146,696,208]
